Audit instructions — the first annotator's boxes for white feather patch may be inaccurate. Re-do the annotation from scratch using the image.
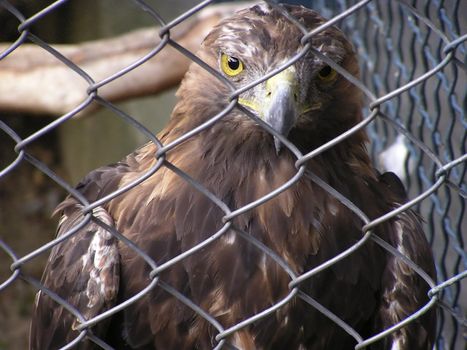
[390,337,403,350]
[80,206,119,309]
[222,231,236,245]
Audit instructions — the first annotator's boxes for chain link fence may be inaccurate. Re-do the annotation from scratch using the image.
[0,0,465,349]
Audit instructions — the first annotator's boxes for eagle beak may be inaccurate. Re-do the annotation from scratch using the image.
[264,66,299,154]
[237,66,300,154]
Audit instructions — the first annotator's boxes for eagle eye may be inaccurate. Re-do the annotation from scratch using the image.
[221,54,244,76]
[317,65,337,82]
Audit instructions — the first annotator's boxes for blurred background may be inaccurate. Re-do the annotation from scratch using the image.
[0,0,465,349]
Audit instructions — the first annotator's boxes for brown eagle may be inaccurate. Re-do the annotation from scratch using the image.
[30,4,436,350]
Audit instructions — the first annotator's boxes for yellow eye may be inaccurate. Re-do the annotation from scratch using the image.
[221,54,244,76]
[317,65,337,82]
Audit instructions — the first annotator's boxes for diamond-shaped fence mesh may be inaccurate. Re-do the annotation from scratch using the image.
[0,0,465,349]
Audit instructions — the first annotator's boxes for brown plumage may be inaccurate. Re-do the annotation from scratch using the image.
[30,4,436,349]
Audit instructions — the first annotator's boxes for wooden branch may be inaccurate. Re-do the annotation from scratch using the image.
[0,2,253,116]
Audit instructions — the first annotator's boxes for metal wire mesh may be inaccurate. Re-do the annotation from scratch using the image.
[0,0,465,349]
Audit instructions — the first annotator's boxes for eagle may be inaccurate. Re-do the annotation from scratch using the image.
[30,3,436,350]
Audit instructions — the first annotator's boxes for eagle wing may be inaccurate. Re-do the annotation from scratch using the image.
[30,166,123,350]
[376,172,436,349]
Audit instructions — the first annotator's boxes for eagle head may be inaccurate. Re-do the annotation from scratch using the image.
[173,3,364,154]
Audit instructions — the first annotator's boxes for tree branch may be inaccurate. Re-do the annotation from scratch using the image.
[0,2,253,116]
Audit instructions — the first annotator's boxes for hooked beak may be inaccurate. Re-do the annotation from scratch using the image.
[239,66,300,154]
[264,66,299,153]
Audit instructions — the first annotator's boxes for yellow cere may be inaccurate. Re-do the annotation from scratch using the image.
[221,53,244,76]
[238,98,263,117]
[301,102,322,114]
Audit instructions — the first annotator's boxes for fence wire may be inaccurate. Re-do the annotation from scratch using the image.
[0,0,465,349]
